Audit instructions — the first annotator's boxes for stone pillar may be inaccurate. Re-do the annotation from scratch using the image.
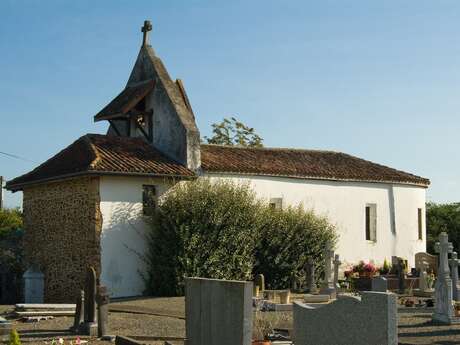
[72,290,85,332]
[96,285,110,338]
[305,257,317,294]
[450,252,460,301]
[83,267,98,336]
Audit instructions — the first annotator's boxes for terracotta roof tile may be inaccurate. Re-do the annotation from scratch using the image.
[6,134,194,190]
[7,136,429,191]
[200,144,430,186]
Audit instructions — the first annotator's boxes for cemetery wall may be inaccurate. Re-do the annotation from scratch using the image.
[205,173,426,268]
[98,175,173,298]
[22,177,102,302]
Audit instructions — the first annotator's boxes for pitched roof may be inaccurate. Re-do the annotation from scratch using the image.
[94,80,155,122]
[6,134,194,191]
[7,136,429,191]
[200,144,430,186]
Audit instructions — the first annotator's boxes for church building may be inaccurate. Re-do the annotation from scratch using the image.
[6,21,430,302]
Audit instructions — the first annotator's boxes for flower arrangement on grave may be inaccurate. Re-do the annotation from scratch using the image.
[426,272,435,290]
[349,261,377,277]
[344,267,355,279]
[363,262,377,277]
[378,258,391,275]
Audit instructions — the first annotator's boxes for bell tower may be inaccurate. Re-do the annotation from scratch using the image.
[93,20,201,171]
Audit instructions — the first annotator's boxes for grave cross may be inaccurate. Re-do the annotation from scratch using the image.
[333,254,341,289]
[435,232,453,279]
[449,252,460,301]
[323,244,334,288]
[141,20,153,46]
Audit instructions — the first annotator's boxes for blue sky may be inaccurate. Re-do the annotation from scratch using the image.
[1,0,459,207]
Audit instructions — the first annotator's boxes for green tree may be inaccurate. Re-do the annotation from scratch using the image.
[0,209,24,302]
[426,202,460,254]
[204,117,263,147]
[0,208,22,233]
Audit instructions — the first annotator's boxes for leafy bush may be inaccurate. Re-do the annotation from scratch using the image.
[255,206,337,289]
[144,179,337,296]
[0,208,24,303]
[426,202,460,254]
[144,179,264,296]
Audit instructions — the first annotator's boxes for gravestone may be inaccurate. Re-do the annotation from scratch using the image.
[450,252,460,301]
[83,267,98,335]
[305,257,318,294]
[185,277,252,345]
[96,285,110,338]
[415,252,438,276]
[372,276,388,292]
[254,274,265,293]
[320,245,336,298]
[23,264,44,303]
[72,290,85,332]
[293,291,397,345]
[333,254,341,290]
[413,261,435,297]
[396,259,405,294]
[432,232,460,324]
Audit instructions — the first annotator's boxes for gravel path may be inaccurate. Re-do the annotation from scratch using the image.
[3,297,460,345]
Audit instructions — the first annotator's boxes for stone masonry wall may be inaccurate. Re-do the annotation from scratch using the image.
[23,177,102,303]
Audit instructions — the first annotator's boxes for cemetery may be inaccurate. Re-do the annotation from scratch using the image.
[0,11,459,345]
[0,231,459,344]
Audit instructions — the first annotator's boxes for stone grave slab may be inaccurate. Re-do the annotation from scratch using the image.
[293,292,397,345]
[304,294,330,303]
[185,277,252,345]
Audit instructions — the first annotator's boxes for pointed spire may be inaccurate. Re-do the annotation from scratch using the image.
[141,20,153,46]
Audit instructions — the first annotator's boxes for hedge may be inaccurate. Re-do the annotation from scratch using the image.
[144,179,337,295]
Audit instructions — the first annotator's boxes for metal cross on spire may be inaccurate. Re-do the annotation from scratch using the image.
[141,20,153,46]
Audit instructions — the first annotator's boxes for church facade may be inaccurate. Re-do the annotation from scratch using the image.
[7,22,429,301]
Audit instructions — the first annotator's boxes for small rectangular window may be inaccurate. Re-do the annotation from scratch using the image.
[418,208,423,240]
[143,185,156,216]
[365,204,377,242]
[269,198,283,210]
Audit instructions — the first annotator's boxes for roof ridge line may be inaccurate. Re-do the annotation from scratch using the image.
[201,143,340,153]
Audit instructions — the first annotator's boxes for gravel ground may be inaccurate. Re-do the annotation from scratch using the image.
[3,297,460,345]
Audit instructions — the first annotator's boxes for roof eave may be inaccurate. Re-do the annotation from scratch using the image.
[6,170,197,192]
[201,170,430,188]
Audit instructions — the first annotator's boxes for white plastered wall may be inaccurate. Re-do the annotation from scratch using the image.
[99,175,173,298]
[205,173,427,269]
[99,173,426,297]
